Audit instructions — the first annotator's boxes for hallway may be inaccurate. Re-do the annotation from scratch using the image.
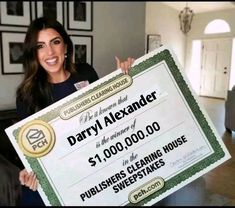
[199,96,235,205]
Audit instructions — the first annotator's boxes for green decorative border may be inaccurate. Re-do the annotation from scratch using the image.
[12,73,128,205]
[126,50,225,206]
[12,49,225,205]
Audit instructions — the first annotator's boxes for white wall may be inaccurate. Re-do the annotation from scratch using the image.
[0,2,146,110]
[145,2,185,67]
[69,2,146,78]
[93,2,146,78]
[146,3,235,94]
[0,74,23,110]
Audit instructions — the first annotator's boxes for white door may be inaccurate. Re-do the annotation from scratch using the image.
[200,38,232,99]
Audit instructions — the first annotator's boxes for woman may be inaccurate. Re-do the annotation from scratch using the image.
[16,17,134,205]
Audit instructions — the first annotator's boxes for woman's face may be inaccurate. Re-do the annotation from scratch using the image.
[36,28,67,75]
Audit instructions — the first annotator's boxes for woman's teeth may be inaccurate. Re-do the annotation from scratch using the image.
[46,58,57,65]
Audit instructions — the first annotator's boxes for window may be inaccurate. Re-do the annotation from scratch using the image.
[204,19,230,34]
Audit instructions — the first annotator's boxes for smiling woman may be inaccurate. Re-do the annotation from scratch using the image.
[36,28,68,83]
[15,16,99,206]
[14,16,134,206]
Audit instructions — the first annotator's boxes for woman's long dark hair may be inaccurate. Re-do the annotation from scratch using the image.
[16,17,75,116]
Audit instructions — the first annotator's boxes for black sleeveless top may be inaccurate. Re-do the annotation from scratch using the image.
[16,63,99,120]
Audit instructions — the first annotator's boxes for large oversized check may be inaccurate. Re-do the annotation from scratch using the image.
[6,47,231,206]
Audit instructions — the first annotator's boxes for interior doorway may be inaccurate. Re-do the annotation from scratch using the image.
[199,38,232,99]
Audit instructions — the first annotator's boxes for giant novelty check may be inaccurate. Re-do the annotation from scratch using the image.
[6,47,231,206]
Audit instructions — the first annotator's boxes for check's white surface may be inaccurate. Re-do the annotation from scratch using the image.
[5,47,231,206]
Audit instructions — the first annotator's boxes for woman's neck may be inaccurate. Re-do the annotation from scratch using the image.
[48,70,70,83]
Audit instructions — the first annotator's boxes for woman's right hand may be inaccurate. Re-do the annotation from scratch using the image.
[19,169,38,191]
[115,56,135,75]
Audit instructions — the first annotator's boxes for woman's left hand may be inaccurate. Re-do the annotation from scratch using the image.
[115,56,135,74]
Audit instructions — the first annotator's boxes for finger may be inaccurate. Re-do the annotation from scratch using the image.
[115,56,121,69]
[24,174,30,186]
[25,172,35,187]
[33,179,39,191]
[30,174,38,191]
[124,61,129,74]
[19,169,28,185]
[131,58,135,65]
[127,57,132,67]
[29,173,36,190]
[120,62,126,74]
[19,170,25,185]
[128,57,135,69]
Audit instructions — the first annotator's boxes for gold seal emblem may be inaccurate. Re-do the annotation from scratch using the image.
[18,120,55,158]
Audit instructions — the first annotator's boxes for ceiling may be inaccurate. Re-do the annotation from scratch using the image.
[161,2,235,13]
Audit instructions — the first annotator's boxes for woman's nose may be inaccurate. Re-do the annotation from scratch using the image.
[46,45,54,55]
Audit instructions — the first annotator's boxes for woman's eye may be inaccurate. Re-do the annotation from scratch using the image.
[53,39,61,45]
[36,44,44,50]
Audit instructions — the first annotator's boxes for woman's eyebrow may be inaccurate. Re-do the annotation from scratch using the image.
[37,36,62,44]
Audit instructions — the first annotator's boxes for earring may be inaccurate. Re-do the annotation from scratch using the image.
[64,53,67,69]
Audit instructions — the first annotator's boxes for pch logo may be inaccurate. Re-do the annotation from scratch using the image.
[18,120,55,158]
[26,129,47,150]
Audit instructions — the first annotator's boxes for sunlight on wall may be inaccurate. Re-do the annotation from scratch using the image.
[230,38,235,89]
[204,19,230,34]
[189,40,201,94]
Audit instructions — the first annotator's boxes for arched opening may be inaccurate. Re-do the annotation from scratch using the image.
[204,19,230,34]
[188,19,234,98]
